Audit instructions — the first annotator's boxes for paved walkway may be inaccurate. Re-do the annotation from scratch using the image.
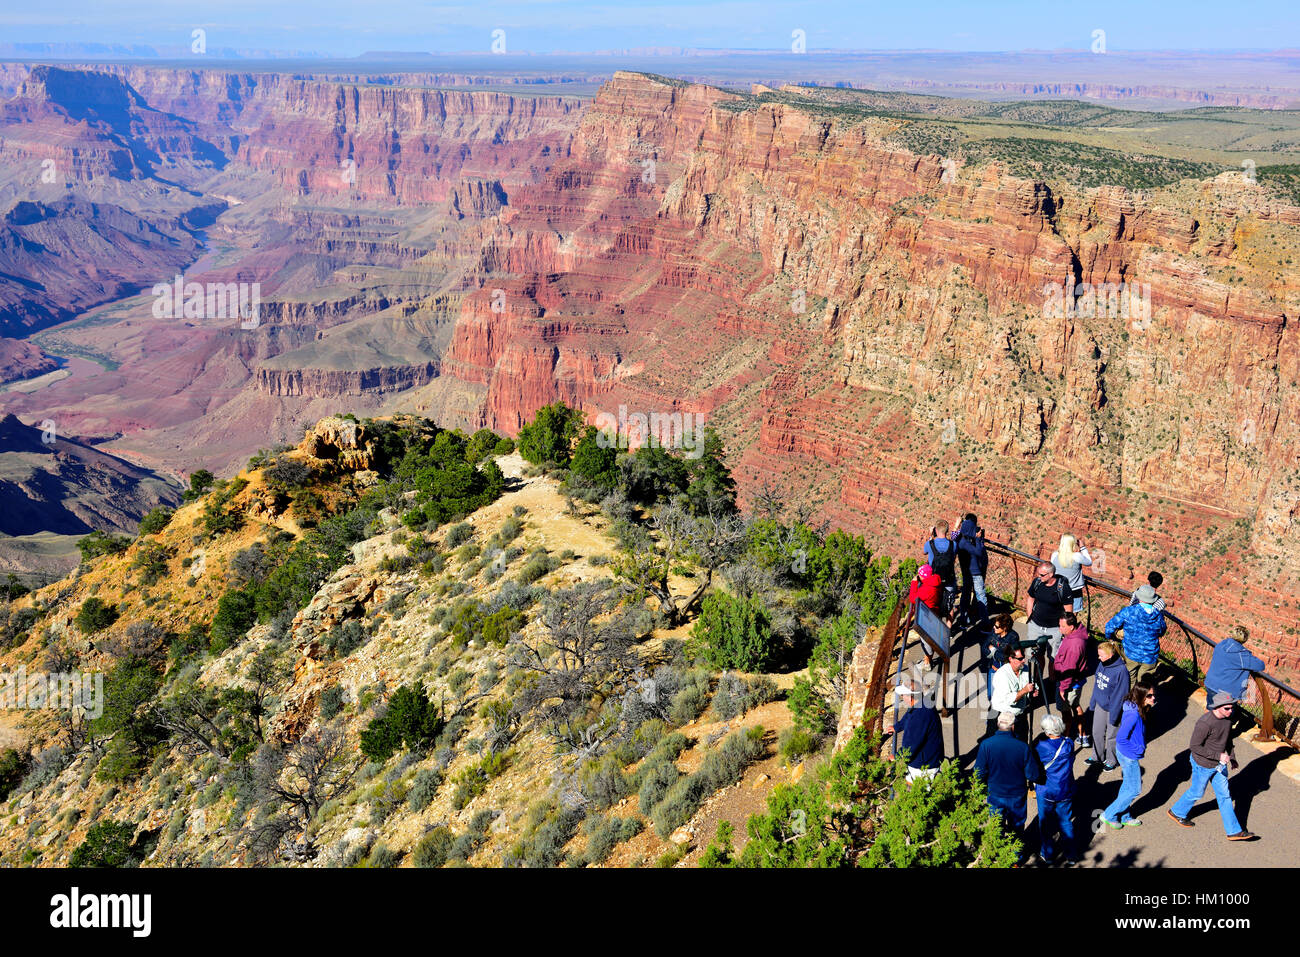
[890,617,1300,867]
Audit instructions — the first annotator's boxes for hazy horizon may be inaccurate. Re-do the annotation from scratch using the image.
[2,1,1298,58]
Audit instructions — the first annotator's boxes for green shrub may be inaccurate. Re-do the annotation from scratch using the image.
[445,523,473,547]
[712,673,778,720]
[323,620,369,658]
[688,591,775,672]
[76,530,131,561]
[668,674,711,725]
[360,683,444,762]
[318,685,345,720]
[413,826,454,867]
[516,552,559,585]
[69,820,139,868]
[778,727,822,765]
[517,402,583,466]
[185,469,215,500]
[74,597,119,634]
[581,814,642,865]
[364,844,401,868]
[637,759,680,815]
[579,755,629,810]
[131,542,172,586]
[408,768,443,811]
[209,589,256,652]
[0,748,27,802]
[138,507,175,536]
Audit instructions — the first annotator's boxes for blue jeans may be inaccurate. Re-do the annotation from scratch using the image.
[1170,756,1242,835]
[959,573,988,626]
[989,792,1027,831]
[1038,795,1075,862]
[1103,754,1142,823]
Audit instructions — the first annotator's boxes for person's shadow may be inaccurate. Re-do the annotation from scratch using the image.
[1130,747,1192,818]
[1227,748,1289,826]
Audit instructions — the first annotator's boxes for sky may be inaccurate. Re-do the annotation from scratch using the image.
[1,0,1297,56]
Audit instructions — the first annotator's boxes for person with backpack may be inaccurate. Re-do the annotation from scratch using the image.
[1051,611,1090,747]
[1026,562,1071,657]
[956,514,989,630]
[923,521,959,619]
[1087,641,1129,770]
[1050,534,1092,613]
[1105,584,1166,686]
[1033,714,1079,865]
[1099,676,1156,829]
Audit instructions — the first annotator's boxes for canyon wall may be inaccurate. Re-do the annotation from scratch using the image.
[436,72,1300,677]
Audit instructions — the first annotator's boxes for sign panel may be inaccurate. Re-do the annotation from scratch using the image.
[914,600,951,659]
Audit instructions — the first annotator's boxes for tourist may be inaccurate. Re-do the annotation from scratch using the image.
[989,643,1035,740]
[1050,534,1092,613]
[884,683,944,784]
[1105,584,1166,686]
[908,563,941,612]
[1026,562,1071,657]
[1205,625,1266,703]
[909,563,943,671]
[1087,641,1129,770]
[923,521,960,618]
[1128,571,1167,612]
[1034,714,1079,865]
[1052,611,1090,746]
[1167,692,1259,841]
[956,514,989,629]
[986,612,1016,691]
[1099,676,1155,829]
[975,711,1043,844]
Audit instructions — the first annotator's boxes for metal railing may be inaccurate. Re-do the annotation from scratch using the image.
[981,540,1299,750]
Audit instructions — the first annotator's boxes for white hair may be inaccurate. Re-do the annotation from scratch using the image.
[1041,714,1066,736]
[997,712,1016,732]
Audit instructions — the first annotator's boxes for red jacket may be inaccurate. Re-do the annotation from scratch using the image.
[909,573,941,610]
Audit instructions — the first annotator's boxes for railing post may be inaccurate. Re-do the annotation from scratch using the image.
[1181,623,1199,683]
[1252,674,1276,744]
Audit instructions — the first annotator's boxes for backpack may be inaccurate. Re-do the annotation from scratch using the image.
[929,539,957,585]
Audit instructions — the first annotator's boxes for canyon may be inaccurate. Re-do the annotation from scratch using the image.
[0,63,1298,679]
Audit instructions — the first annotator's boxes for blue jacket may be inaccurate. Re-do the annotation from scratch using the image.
[1034,736,1076,800]
[1089,655,1130,724]
[1115,700,1147,760]
[895,702,944,770]
[975,730,1042,801]
[955,518,988,575]
[1205,638,1265,700]
[1105,604,1166,665]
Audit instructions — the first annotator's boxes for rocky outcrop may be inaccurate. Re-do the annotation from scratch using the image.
[0,337,57,383]
[256,363,440,398]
